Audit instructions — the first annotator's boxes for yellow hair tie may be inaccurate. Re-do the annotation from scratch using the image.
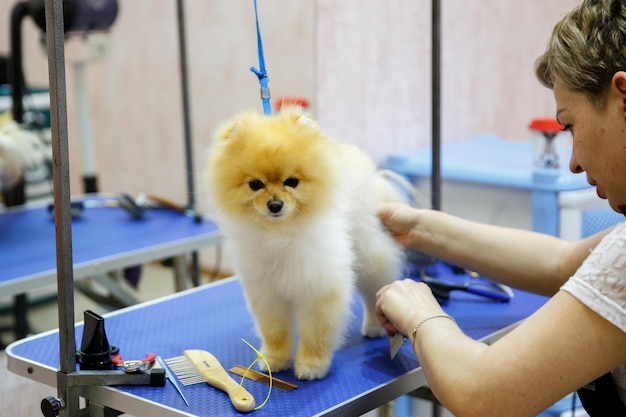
[239,338,273,410]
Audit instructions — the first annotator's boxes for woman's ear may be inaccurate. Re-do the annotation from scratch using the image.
[611,72,626,119]
[613,71,626,96]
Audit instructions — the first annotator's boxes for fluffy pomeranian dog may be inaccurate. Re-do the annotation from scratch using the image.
[205,107,409,380]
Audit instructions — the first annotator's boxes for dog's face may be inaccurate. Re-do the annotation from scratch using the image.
[206,108,339,226]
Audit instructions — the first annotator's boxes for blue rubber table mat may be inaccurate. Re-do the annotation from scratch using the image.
[7,273,548,416]
[0,195,220,285]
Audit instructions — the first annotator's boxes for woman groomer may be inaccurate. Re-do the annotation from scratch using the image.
[375,1,626,416]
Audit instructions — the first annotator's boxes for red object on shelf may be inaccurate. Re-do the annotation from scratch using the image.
[275,96,310,110]
[528,117,563,132]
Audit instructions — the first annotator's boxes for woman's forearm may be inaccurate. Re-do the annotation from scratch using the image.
[412,209,607,295]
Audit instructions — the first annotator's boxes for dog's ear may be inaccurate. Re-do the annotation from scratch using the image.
[215,119,244,141]
[295,113,317,130]
[281,106,319,132]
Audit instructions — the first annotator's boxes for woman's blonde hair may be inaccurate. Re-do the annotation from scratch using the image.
[535,0,626,108]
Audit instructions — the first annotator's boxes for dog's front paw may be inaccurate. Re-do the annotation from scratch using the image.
[361,319,386,338]
[294,356,332,380]
[257,350,291,374]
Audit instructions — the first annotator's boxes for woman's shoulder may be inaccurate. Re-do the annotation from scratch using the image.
[561,218,626,332]
[596,219,626,249]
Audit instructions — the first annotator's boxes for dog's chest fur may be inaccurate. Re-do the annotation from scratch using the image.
[225,216,356,295]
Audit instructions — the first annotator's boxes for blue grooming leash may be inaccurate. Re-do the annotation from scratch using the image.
[250,0,271,115]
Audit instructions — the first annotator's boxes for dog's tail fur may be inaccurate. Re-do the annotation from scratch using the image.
[376,169,437,270]
[377,169,429,209]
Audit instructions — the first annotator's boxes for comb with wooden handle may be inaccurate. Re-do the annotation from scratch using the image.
[165,349,256,413]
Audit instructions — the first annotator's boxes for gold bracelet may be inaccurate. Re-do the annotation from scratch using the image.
[411,314,456,343]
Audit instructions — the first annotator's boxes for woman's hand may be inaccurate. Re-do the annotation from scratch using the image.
[375,278,446,338]
[378,202,423,249]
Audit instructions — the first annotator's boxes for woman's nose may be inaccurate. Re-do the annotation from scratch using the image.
[569,149,583,173]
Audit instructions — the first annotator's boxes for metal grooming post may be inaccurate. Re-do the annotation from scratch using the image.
[408,6,446,417]
[44,0,80,415]
[431,0,441,211]
[176,0,201,286]
[430,1,445,416]
[42,3,167,416]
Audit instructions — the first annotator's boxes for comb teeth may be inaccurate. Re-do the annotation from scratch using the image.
[164,355,206,386]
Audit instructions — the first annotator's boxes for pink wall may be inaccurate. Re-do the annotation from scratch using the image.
[0,0,579,202]
[316,0,580,161]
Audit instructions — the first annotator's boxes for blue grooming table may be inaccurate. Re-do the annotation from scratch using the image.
[0,194,221,297]
[381,135,624,238]
[6,268,548,416]
[0,194,222,346]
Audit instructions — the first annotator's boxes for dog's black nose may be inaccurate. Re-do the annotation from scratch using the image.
[267,199,284,214]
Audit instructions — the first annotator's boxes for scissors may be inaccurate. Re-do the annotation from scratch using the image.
[112,352,156,372]
[422,275,513,302]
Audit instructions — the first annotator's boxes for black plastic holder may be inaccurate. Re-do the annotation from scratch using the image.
[76,310,117,370]
[40,309,165,417]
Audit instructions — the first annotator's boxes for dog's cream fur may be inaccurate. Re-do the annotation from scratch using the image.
[205,107,406,380]
[0,118,46,191]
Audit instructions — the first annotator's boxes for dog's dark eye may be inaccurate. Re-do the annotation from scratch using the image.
[284,178,299,188]
[249,180,265,191]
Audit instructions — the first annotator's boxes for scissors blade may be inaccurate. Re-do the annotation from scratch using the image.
[389,333,406,359]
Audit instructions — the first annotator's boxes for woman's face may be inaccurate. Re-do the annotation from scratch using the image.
[554,75,626,214]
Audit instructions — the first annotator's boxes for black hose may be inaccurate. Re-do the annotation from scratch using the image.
[10,1,28,124]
